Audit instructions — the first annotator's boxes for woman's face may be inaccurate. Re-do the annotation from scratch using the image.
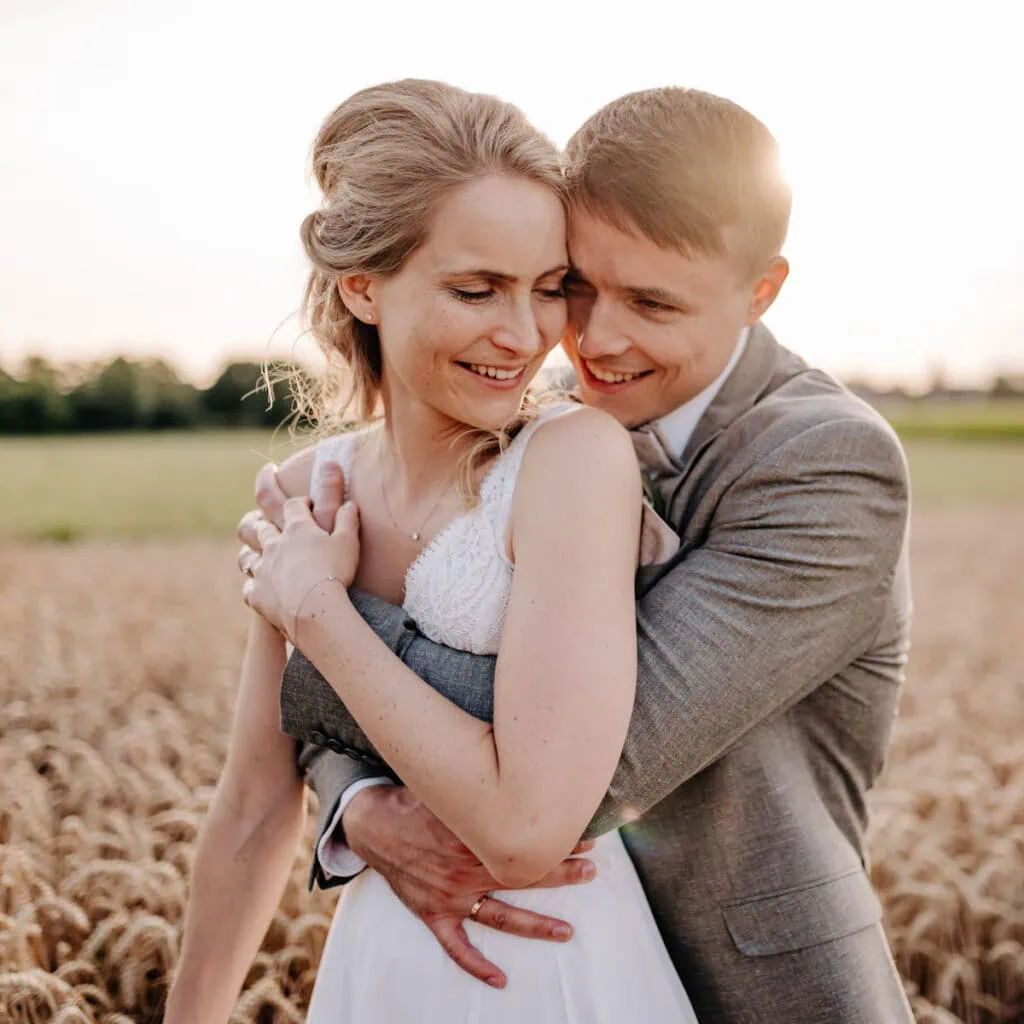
[365,174,568,433]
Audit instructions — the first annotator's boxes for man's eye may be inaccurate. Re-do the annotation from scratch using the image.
[451,288,493,302]
[637,298,671,313]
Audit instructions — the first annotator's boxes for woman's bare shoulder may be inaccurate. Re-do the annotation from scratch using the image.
[525,405,637,478]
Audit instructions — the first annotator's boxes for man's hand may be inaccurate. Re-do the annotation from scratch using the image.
[343,784,597,989]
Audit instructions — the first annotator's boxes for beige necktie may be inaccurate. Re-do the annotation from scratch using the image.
[630,424,680,478]
[629,426,682,565]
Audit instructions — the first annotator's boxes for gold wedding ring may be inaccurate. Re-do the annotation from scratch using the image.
[468,894,491,921]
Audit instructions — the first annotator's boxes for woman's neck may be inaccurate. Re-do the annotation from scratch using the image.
[377,396,473,504]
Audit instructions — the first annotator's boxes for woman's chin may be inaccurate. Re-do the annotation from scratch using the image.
[446,392,530,434]
[442,374,536,432]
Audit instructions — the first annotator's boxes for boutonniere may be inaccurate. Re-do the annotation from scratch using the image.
[641,470,668,519]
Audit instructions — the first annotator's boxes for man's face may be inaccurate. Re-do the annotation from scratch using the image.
[563,210,785,428]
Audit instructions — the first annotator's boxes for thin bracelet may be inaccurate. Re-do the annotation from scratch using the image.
[292,574,342,645]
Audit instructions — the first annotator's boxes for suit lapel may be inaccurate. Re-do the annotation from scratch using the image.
[663,324,808,523]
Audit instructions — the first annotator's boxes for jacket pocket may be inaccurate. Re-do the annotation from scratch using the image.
[721,868,882,956]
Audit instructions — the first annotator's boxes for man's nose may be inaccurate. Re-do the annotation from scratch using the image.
[574,299,631,361]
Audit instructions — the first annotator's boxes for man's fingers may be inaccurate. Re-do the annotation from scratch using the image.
[312,461,345,532]
[472,896,574,943]
[431,918,506,989]
[571,838,596,855]
[531,856,597,889]
[254,463,288,528]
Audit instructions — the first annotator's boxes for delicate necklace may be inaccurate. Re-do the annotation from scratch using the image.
[378,438,454,543]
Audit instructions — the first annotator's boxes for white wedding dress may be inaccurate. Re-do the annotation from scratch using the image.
[305,405,697,1023]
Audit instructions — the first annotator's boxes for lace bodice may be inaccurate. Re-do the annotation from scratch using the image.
[310,404,576,655]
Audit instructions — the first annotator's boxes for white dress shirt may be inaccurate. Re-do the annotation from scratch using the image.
[317,326,751,879]
[645,326,749,475]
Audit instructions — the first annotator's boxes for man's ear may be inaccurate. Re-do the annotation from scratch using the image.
[746,257,789,324]
[337,273,378,325]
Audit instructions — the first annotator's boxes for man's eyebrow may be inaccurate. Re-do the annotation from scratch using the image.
[565,271,689,309]
[623,285,690,309]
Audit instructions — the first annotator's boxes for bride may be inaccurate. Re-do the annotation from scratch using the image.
[165,79,696,1023]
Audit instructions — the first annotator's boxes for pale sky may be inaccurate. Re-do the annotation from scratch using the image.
[2,0,1021,387]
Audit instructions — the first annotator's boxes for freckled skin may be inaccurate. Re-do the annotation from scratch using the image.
[367,175,570,436]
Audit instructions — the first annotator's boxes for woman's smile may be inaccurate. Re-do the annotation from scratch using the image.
[456,361,529,390]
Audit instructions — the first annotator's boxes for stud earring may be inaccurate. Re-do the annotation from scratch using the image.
[365,312,375,323]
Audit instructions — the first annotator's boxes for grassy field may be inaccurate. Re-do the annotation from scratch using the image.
[1,429,1023,541]
[0,430,305,541]
[876,398,1024,442]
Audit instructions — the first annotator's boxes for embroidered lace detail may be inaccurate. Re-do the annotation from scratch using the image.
[310,405,577,655]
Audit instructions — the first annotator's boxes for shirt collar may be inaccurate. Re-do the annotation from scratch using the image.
[649,326,750,463]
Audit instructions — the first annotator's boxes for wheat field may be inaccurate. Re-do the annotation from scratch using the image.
[1,507,1022,1022]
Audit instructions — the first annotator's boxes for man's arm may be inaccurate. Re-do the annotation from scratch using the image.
[300,415,908,836]
[299,742,392,888]
[587,415,909,832]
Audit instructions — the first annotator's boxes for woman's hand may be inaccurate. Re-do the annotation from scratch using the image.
[243,497,360,642]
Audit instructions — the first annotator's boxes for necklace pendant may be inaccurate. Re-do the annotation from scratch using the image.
[411,532,420,542]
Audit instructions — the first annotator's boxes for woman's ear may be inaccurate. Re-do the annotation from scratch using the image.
[336,274,378,325]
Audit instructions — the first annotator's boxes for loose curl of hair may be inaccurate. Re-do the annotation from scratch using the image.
[291,79,566,498]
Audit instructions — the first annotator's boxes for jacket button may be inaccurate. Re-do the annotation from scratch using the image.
[403,617,417,631]
[310,730,327,746]
[327,738,345,754]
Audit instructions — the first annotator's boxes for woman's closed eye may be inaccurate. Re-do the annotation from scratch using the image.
[450,283,566,303]
[450,287,494,303]
[535,281,567,300]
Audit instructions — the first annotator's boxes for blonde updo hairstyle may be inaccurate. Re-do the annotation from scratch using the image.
[297,79,566,496]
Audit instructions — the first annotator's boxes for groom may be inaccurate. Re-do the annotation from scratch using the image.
[243,87,913,1022]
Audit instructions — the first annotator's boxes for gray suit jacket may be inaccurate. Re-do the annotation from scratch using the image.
[280,325,914,1023]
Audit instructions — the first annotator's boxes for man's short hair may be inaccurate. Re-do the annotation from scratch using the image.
[566,87,791,278]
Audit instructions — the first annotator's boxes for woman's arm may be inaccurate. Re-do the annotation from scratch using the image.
[164,614,306,1024]
[289,408,641,888]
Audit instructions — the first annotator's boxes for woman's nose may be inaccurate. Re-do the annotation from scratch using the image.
[491,300,546,357]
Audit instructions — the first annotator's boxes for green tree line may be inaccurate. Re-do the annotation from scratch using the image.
[0,356,312,434]
[3,354,1022,438]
